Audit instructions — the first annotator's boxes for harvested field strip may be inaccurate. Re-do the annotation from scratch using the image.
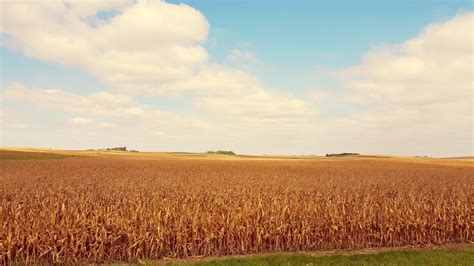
[0,149,71,160]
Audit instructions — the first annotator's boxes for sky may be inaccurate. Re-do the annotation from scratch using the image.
[0,0,473,156]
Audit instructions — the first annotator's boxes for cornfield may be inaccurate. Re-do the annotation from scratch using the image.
[1,154,473,263]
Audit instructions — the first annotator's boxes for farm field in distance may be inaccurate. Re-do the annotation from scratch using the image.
[1,148,473,264]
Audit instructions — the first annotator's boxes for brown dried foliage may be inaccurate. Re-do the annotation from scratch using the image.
[1,155,473,263]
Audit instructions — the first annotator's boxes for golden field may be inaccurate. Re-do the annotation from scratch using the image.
[0,149,473,263]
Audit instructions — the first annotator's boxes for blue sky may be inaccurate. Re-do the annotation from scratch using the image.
[1,1,473,156]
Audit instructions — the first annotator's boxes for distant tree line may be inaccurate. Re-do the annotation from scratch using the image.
[326,153,360,157]
[107,147,127,151]
[103,147,139,152]
[207,150,236,155]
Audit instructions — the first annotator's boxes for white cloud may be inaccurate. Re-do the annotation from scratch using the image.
[342,13,472,120]
[70,118,116,128]
[10,123,30,129]
[163,65,316,121]
[306,90,330,103]
[2,81,318,153]
[341,13,473,106]
[308,12,473,156]
[1,0,311,125]
[70,117,93,125]
[2,83,184,123]
[98,122,116,128]
[227,49,261,67]
[1,0,209,94]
